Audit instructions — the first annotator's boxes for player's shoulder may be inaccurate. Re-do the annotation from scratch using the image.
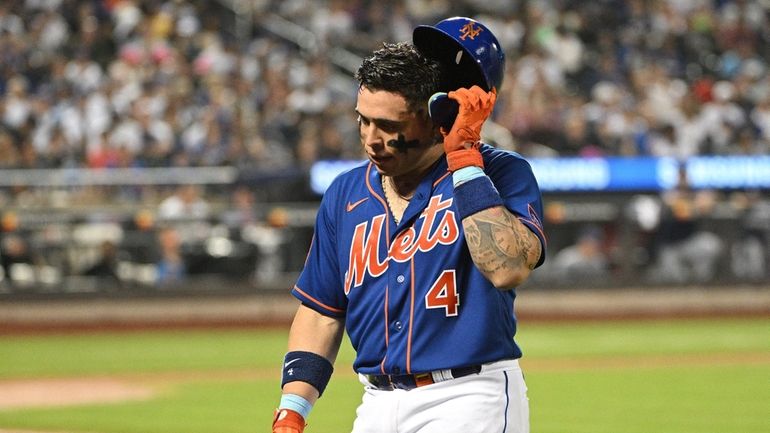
[479,143,532,170]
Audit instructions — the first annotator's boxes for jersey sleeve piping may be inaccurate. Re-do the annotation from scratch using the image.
[292,285,346,316]
[516,216,546,247]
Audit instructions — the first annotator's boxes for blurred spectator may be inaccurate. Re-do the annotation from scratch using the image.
[241,206,289,283]
[219,186,290,283]
[701,80,746,153]
[729,191,769,281]
[647,123,678,157]
[157,184,212,250]
[2,75,31,134]
[724,126,769,155]
[120,209,158,264]
[0,232,38,285]
[649,167,724,283]
[157,184,210,221]
[549,225,610,282]
[221,185,258,228]
[155,225,186,285]
[0,130,21,167]
[81,240,121,284]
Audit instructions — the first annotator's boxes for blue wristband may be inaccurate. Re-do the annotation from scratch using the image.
[281,351,334,396]
[452,166,485,187]
[279,393,313,419]
[453,175,504,219]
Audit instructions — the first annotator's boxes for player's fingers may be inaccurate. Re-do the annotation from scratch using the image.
[447,90,474,115]
[469,85,486,98]
[468,86,486,111]
[448,87,471,104]
[469,85,495,109]
[454,87,484,112]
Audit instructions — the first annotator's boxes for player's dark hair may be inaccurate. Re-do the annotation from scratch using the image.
[355,42,443,113]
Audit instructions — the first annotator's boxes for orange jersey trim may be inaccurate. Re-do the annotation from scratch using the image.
[293,286,345,314]
[433,171,452,188]
[365,162,392,376]
[365,162,390,241]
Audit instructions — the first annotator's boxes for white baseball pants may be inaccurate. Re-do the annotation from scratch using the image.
[351,359,529,433]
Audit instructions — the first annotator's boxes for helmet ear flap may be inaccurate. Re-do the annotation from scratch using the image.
[413,17,506,93]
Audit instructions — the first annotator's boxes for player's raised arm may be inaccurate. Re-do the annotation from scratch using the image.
[441,86,542,289]
[460,198,542,288]
[272,304,345,433]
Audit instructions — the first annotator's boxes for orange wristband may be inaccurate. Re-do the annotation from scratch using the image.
[446,147,484,172]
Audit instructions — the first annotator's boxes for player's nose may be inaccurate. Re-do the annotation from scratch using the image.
[360,123,383,149]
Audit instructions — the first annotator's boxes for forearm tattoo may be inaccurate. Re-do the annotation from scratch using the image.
[463,206,540,276]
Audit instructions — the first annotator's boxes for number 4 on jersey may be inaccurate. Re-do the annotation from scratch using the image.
[425,270,459,316]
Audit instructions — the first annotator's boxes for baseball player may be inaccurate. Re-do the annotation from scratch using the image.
[272,17,546,433]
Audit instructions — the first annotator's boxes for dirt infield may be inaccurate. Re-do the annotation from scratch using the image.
[0,369,272,413]
[0,378,155,410]
[1,286,769,333]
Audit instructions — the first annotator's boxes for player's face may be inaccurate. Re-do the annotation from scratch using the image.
[356,86,441,178]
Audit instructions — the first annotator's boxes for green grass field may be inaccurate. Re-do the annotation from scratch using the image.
[0,317,768,433]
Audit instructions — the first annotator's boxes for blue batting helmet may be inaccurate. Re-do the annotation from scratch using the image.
[413,17,505,93]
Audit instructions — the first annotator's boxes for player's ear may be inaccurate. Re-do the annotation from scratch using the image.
[431,118,444,144]
[416,105,442,144]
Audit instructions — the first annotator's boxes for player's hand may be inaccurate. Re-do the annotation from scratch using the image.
[272,408,306,433]
[442,85,497,172]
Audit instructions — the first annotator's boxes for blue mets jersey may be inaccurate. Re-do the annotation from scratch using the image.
[292,144,546,375]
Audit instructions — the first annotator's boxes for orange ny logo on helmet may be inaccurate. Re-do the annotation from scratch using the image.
[459,22,483,40]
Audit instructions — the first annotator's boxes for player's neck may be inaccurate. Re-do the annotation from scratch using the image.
[383,175,414,201]
[387,153,442,198]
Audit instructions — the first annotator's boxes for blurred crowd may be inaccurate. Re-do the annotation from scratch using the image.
[2,0,770,174]
[2,0,770,288]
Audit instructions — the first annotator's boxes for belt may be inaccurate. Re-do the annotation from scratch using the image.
[366,365,482,391]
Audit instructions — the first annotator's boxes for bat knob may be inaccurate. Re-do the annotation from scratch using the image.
[429,92,459,132]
